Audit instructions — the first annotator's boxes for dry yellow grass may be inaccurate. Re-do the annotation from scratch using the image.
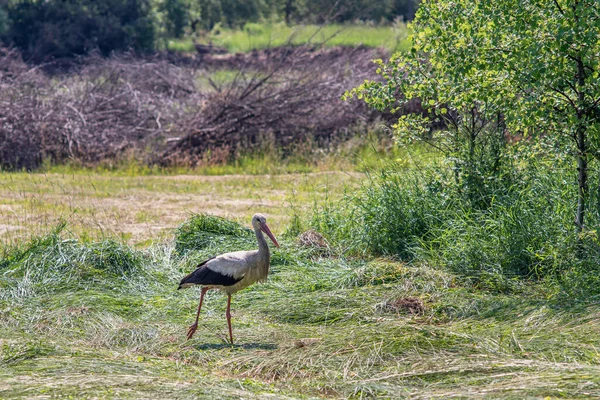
[0,171,361,244]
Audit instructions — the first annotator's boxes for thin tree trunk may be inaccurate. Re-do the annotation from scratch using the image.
[575,57,588,238]
[597,168,600,220]
[576,127,588,233]
[467,107,477,204]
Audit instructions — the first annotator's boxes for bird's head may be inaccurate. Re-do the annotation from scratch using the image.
[252,213,280,248]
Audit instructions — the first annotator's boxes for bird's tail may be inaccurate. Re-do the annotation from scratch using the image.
[177,272,196,290]
[177,257,216,290]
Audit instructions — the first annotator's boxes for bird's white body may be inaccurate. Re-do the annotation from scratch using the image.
[179,247,270,294]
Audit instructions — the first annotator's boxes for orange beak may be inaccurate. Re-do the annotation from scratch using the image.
[260,222,280,248]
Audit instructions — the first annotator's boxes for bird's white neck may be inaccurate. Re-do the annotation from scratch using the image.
[248,225,271,284]
[255,227,270,258]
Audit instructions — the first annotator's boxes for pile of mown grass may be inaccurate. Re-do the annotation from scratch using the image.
[0,223,146,300]
[175,214,254,254]
[2,213,600,398]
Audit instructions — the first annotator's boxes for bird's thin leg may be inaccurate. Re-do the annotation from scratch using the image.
[187,287,209,340]
[226,294,234,345]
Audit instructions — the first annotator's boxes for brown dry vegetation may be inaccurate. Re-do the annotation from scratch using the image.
[0,45,395,170]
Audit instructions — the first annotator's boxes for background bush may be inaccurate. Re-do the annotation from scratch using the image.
[2,0,157,62]
[310,162,447,258]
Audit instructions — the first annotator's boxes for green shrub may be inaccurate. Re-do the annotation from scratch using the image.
[0,7,9,37]
[421,203,569,290]
[558,228,600,299]
[312,144,600,294]
[312,166,446,259]
[162,0,189,38]
[420,151,576,287]
[352,170,442,258]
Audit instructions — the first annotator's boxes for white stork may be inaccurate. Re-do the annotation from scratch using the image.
[178,213,279,344]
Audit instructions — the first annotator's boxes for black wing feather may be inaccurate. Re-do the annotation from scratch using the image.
[177,257,242,289]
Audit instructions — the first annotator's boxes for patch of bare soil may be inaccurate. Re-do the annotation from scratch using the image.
[381,296,426,315]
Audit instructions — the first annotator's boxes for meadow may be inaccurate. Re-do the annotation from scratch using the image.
[167,22,411,53]
[1,146,600,399]
[2,6,600,398]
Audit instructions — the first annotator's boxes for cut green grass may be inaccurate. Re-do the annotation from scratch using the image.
[168,22,411,54]
[1,216,600,398]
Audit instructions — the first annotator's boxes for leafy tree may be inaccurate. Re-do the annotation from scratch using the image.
[284,0,418,23]
[3,0,421,51]
[351,0,600,235]
[189,0,222,31]
[162,0,189,38]
[490,0,600,235]
[347,10,508,206]
[390,0,418,21]
[188,0,280,31]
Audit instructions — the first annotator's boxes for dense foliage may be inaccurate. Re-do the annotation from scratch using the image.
[0,0,419,60]
[2,0,157,61]
[309,143,600,295]
[348,0,600,256]
[331,0,600,292]
[165,0,419,31]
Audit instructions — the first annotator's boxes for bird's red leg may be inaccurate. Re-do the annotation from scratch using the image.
[187,287,209,340]
[226,294,234,345]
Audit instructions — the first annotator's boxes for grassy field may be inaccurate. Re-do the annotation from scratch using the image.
[1,157,600,399]
[0,138,405,245]
[168,22,411,53]
[0,169,360,245]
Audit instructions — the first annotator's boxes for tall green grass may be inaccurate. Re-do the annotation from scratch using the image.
[309,143,600,296]
[310,168,445,258]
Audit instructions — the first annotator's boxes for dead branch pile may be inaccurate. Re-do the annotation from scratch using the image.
[0,45,397,169]
[0,50,200,169]
[161,45,390,165]
[0,48,59,170]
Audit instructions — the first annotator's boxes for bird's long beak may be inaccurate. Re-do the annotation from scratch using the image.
[260,222,280,248]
